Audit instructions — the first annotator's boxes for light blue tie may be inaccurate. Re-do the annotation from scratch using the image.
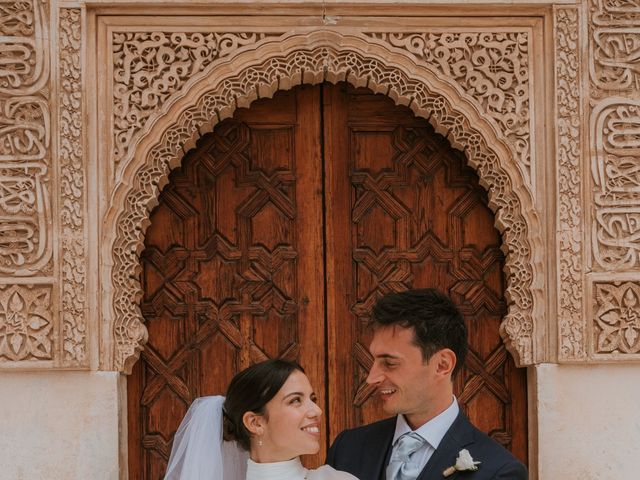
[386,432,426,480]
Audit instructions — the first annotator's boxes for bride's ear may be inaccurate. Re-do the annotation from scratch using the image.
[242,411,265,436]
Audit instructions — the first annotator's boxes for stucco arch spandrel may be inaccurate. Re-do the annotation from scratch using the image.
[102,31,544,374]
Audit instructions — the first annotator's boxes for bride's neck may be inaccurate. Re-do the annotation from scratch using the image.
[249,448,297,464]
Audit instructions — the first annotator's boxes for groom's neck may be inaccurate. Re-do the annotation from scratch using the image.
[403,392,455,430]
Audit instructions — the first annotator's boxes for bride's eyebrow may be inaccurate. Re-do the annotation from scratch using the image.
[282,391,304,400]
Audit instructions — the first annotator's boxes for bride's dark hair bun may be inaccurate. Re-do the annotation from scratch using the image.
[222,359,303,451]
[222,407,237,441]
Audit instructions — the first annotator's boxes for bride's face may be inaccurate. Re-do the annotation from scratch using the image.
[252,370,322,462]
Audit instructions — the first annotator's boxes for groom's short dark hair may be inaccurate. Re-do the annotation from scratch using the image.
[371,288,468,374]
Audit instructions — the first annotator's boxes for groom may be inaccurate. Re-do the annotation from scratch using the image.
[327,289,527,479]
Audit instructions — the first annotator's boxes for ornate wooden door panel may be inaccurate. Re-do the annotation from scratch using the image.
[128,86,326,478]
[323,84,527,462]
[129,83,527,479]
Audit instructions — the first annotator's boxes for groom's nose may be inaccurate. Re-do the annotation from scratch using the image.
[366,362,383,385]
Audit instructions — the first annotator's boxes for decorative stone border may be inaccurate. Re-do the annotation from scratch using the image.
[555,6,587,361]
[101,30,544,372]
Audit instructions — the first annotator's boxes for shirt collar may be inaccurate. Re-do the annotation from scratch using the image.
[392,396,459,449]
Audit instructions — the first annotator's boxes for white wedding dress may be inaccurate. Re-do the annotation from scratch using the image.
[246,458,358,480]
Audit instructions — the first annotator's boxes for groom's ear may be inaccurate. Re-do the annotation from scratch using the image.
[242,411,265,436]
[434,348,456,378]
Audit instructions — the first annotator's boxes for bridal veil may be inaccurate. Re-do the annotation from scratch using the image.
[164,396,248,480]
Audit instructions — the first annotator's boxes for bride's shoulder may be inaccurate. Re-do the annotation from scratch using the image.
[307,465,359,480]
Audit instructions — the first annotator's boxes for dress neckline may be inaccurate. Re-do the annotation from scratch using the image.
[246,457,308,480]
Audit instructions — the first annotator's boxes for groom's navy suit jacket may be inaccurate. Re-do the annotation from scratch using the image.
[327,411,527,480]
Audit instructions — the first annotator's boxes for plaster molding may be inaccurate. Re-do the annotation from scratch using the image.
[59,8,88,367]
[555,6,587,361]
[102,30,544,373]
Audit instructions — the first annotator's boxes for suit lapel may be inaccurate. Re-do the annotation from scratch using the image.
[416,412,475,480]
[362,418,396,480]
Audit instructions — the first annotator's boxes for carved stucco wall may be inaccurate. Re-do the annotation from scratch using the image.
[588,0,640,359]
[0,0,88,367]
[0,0,638,375]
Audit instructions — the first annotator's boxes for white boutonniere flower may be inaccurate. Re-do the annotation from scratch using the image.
[442,449,481,477]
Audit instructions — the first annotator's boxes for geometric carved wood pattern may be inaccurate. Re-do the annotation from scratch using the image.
[128,85,326,478]
[129,83,527,478]
[323,84,527,464]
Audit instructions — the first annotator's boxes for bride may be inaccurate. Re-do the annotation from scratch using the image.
[164,359,358,480]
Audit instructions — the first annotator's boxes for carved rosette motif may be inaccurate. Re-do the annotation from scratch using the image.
[365,32,531,182]
[555,8,586,360]
[0,284,52,361]
[59,8,87,366]
[109,35,541,372]
[112,31,282,165]
[594,281,640,355]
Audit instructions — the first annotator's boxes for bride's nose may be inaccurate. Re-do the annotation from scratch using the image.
[308,401,322,418]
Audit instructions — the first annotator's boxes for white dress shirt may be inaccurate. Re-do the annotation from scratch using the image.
[389,396,460,475]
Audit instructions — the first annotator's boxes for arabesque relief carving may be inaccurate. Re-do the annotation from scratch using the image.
[590,0,640,96]
[0,284,52,361]
[0,0,49,96]
[0,96,49,160]
[112,31,284,165]
[365,32,532,181]
[555,7,586,360]
[59,8,87,366]
[0,0,52,281]
[112,29,533,188]
[594,281,640,355]
[0,163,50,274]
[591,99,640,271]
[588,0,640,360]
[591,0,640,25]
[591,28,640,93]
[590,0,640,275]
[108,33,543,372]
[0,0,54,368]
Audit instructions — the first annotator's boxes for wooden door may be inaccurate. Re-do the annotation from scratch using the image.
[322,84,527,460]
[128,83,527,479]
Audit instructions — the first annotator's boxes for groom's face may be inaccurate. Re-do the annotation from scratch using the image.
[366,325,444,428]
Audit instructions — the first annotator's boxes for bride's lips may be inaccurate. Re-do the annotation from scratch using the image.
[301,423,321,436]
